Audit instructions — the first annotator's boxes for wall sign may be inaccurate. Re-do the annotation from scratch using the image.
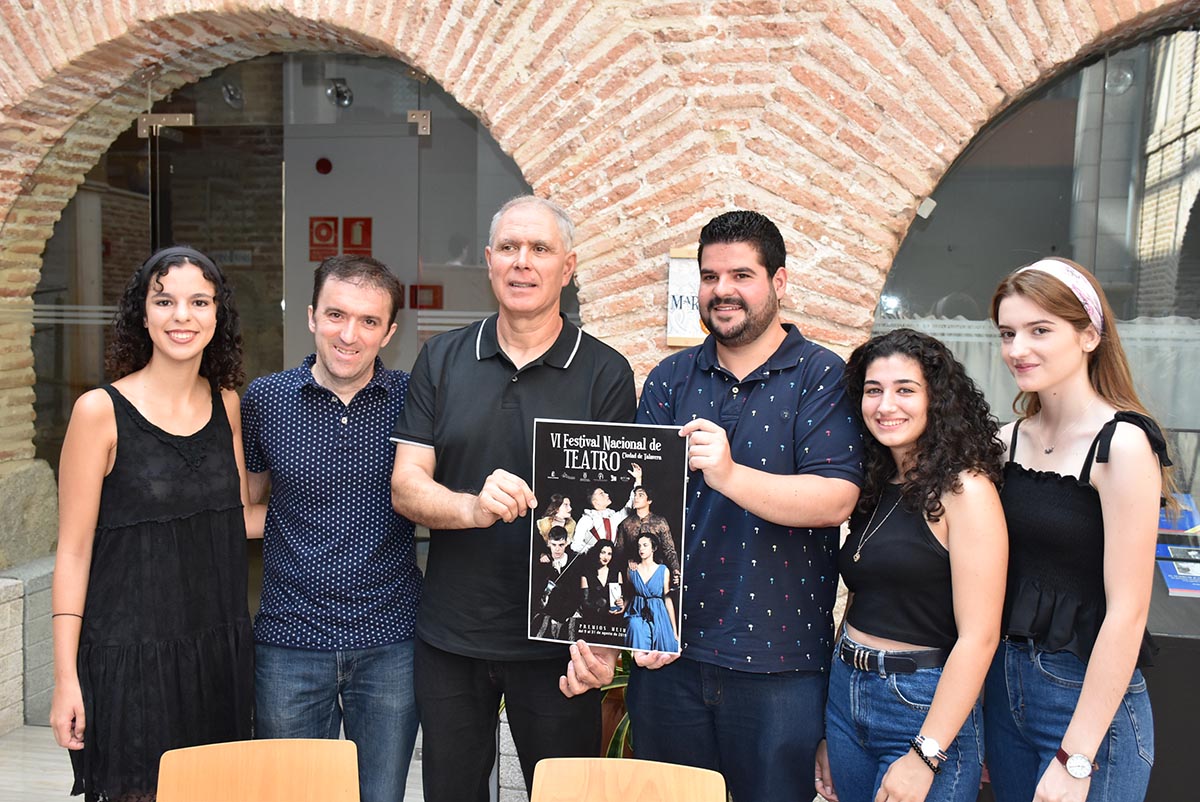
[666,245,706,347]
[343,217,373,256]
[410,284,444,309]
[309,216,338,261]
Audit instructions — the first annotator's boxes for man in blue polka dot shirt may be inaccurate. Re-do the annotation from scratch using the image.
[626,210,864,802]
[241,255,423,802]
[390,196,636,801]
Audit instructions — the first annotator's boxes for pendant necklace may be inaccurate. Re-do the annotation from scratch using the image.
[852,491,902,562]
[1036,397,1097,455]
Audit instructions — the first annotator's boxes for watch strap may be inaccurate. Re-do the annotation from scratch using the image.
[908,739,942,775]
[1055,747,1099,776]
[914,734,949,761]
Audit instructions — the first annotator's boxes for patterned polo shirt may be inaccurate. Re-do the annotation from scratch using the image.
[242,355,422,650]
[637,324,863,673]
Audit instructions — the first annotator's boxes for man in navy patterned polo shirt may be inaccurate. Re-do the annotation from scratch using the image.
[628,211,864,801]
[241,255,423,802]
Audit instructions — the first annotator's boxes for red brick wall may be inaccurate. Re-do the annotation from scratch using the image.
[0,0,1195,466]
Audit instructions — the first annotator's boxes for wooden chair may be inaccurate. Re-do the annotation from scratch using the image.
[531,757,726,802]
[156,738,359,802]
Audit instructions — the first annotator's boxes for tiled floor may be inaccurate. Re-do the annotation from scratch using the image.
[0,724,425,801]
[0,726,75,802]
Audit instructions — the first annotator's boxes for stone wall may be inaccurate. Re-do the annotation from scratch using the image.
[0,557,53,731]
[0,577,22,734]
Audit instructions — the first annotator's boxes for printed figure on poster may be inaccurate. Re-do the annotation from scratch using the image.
[528,418,687,653]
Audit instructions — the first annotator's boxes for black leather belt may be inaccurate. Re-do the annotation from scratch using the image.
[838,640,950,674]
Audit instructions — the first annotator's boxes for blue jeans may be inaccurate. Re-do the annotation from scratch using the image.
[255,641,419,802]
[824,636,982,802]
[983,639,1154,802]
[625,656,827,802]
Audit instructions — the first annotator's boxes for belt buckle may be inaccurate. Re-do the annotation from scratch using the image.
[854,646,870,672]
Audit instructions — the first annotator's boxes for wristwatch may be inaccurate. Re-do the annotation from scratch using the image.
[914,734,948,761]
[1055,748,1099,779]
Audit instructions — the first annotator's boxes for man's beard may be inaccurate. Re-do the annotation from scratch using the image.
[702,291,778,347]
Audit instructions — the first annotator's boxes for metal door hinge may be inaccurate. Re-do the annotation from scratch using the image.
[137,113,194,138]
[407,110,431,136]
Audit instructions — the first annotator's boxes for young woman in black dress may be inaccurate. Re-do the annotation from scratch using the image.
[50,247,257,801]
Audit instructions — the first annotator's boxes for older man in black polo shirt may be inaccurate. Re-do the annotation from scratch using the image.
[390,195,635,802]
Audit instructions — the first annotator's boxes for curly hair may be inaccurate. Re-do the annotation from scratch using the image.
[844,328,1004,522]
[105,246,245,389]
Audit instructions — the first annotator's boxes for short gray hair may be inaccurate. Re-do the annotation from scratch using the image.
[488,195,575,253]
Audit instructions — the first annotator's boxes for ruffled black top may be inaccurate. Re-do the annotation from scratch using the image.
[1000,411,1170,664]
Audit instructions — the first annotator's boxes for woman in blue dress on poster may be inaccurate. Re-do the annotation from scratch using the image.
[625,533,680,652]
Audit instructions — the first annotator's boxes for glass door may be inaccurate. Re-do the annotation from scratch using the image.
[281,54,423,370]
[32,52,543,474]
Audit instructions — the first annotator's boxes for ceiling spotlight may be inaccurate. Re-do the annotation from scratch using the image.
[221,80,244,110]
[326,78,353,108]
[1105,61,1135,95]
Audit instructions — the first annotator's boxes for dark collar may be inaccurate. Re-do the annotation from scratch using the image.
[696,323,810,377]
[474,313,583,370]
[292,353,391,395]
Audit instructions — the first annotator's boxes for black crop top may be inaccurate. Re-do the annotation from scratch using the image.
[838,482,958,650]
[1000,411,1170,664]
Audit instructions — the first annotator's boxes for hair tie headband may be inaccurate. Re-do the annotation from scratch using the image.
[1016,259,1104,333]
[141,246,219,276]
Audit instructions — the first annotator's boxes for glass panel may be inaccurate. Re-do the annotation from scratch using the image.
[153,56,286,385]
[30,186,120,470]
[413,77,565,348]
[281,54,422,370]
[283,54,420,126]
[877,35,1198,504]
[32,138,151,471]
[32,51,540,473]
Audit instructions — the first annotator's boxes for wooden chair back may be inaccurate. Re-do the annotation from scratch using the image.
[531,756,726,801]
[157,738,359,802]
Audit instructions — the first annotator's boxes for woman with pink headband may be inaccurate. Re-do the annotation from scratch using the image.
[985,257,1176,802]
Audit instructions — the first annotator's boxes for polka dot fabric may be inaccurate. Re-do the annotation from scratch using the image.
[242,355,422,650]
[637,325,864,673]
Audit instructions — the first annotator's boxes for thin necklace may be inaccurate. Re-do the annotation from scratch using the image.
[1036,397,1098,455]
[852,492,902,563]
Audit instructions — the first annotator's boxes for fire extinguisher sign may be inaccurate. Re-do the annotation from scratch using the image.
[309,217,338,261]
[343,217,373,256]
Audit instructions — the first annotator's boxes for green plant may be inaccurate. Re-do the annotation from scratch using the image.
[601,650,634,757]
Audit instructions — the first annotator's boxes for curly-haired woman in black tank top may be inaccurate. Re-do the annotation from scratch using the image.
[986,259,1175,802]
[816,328,1008,802]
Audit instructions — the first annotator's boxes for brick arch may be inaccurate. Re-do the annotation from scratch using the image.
[0,1,686,467]
[0,0,1195,479]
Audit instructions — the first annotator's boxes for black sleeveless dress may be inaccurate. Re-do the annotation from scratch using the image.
[70,385,254,801]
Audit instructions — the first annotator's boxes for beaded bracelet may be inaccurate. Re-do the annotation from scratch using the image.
[908,739,942,775]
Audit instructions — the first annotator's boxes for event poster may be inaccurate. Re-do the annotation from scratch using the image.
[528,418,687,653]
